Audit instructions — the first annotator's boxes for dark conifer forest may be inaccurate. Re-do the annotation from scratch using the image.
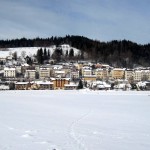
[0,35,150,67]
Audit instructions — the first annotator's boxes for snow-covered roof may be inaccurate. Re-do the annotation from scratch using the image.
[113,68,125,71]
[32,81,53,85]
[0,85,9,90]
[15,82,29,85]
[55,70,65,74]
[64,83,78,87]
[21,63,29,67]
[4,67,16,71]
[50,78,70,81]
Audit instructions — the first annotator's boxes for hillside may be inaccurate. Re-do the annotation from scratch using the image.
[0,35,150,67]
[0,45,81,58]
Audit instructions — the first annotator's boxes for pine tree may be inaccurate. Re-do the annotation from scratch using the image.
[48,49,50,59]
[69,48,74,59]
[44,48,47,60]
[78,79,83,89]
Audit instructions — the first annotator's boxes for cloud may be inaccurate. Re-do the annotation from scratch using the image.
[0,0,150,44]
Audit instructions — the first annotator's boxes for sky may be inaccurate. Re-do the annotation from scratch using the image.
[0,0,150,44]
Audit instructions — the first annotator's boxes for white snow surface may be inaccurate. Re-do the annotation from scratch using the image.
[0,46,80,58]
[0,90,150,150]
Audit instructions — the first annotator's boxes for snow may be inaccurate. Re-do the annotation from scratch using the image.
[0,90,150,150]
[0,45,80,58]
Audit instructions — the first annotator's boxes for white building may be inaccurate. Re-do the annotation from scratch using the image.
[125,69,134,80]
[133,70,142,81]
[4,67,16,78]
[142,70,150,81]
[39,68,50,79]
[25,70,36,79]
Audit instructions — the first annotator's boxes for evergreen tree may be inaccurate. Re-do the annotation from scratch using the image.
[44,48,47,60]
[36,48,43,64]
[69,48,74,59]
[78,79,83,89]
[13,51,17,60]
[48,49,50,59]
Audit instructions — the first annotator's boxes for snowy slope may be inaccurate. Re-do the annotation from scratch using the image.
[0,45,80,58]
[0,90,150,150]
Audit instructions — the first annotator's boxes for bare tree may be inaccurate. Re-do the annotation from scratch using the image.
[21,51,26,58]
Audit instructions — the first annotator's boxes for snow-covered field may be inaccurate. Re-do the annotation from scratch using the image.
[0,45,80,58]
[0,90,150,150]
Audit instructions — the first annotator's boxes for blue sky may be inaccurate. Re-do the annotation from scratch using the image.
[0,0,150,44]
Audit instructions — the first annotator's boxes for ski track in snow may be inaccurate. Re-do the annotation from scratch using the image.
[69,109,92,150]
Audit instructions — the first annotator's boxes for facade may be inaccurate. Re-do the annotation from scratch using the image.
[39,68,50,79]
[15,81,53,90]
[95,68,109,80]
[4,67,16,78]
[112,68,125,79]
[83,75,97,82]
[133,70,142,81]
[142,70,150,81]
[15,82,29,90]
[125,69,134,81]
[34,81,53,90]
[64,83,78,90]
[82,67,92,76]
[50,78,70,90]
[25,70,36,79]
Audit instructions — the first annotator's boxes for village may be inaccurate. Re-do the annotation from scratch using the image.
[0,45,150,91]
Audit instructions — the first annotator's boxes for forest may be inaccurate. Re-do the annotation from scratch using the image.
[0,35,150,68]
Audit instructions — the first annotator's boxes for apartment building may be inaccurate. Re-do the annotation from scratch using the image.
[39,68,50,79]
[95,68,109,80]
[112,68,125,79]
[125,69,134,80]
[4,67,16,78]
[50,78,70,90]
[133,70,142,81]
[25,69,36,79]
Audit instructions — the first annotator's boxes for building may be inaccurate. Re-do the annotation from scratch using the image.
[82,67,92,76]
[133,70,142,81]
[64,83,78,90]
[142,70,150,81]
[125,69,134,81]
[25,69,36,79]
[83,75,97,82]
[50,78,70,90]
[34,81,53,90]
[15,81,53,90]
[39,68,50,79]
[4,67,16,78]
[112,68,125,79]
[95,68,109,80]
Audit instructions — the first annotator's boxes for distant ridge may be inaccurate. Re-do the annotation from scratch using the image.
[0,35,150,67]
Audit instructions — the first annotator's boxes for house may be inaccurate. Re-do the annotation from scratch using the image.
[83,75,97,82]
[125,69,134,81]
[39,68,50,79]
[90,81,111,90]
[64,82,78,90]
[82,66,92,76]
[95,68,109,80]
[112,68,125,79]
[141,70,150,81]
[15,82,29,90]
[25,69,36,79]
[33,81,53,90]
[133,70,142,81]
[50,78,70,90]
[15,81,53,90]
[4,67,16,78]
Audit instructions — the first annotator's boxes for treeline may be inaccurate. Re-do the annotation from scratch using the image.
[0,35,150,67]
